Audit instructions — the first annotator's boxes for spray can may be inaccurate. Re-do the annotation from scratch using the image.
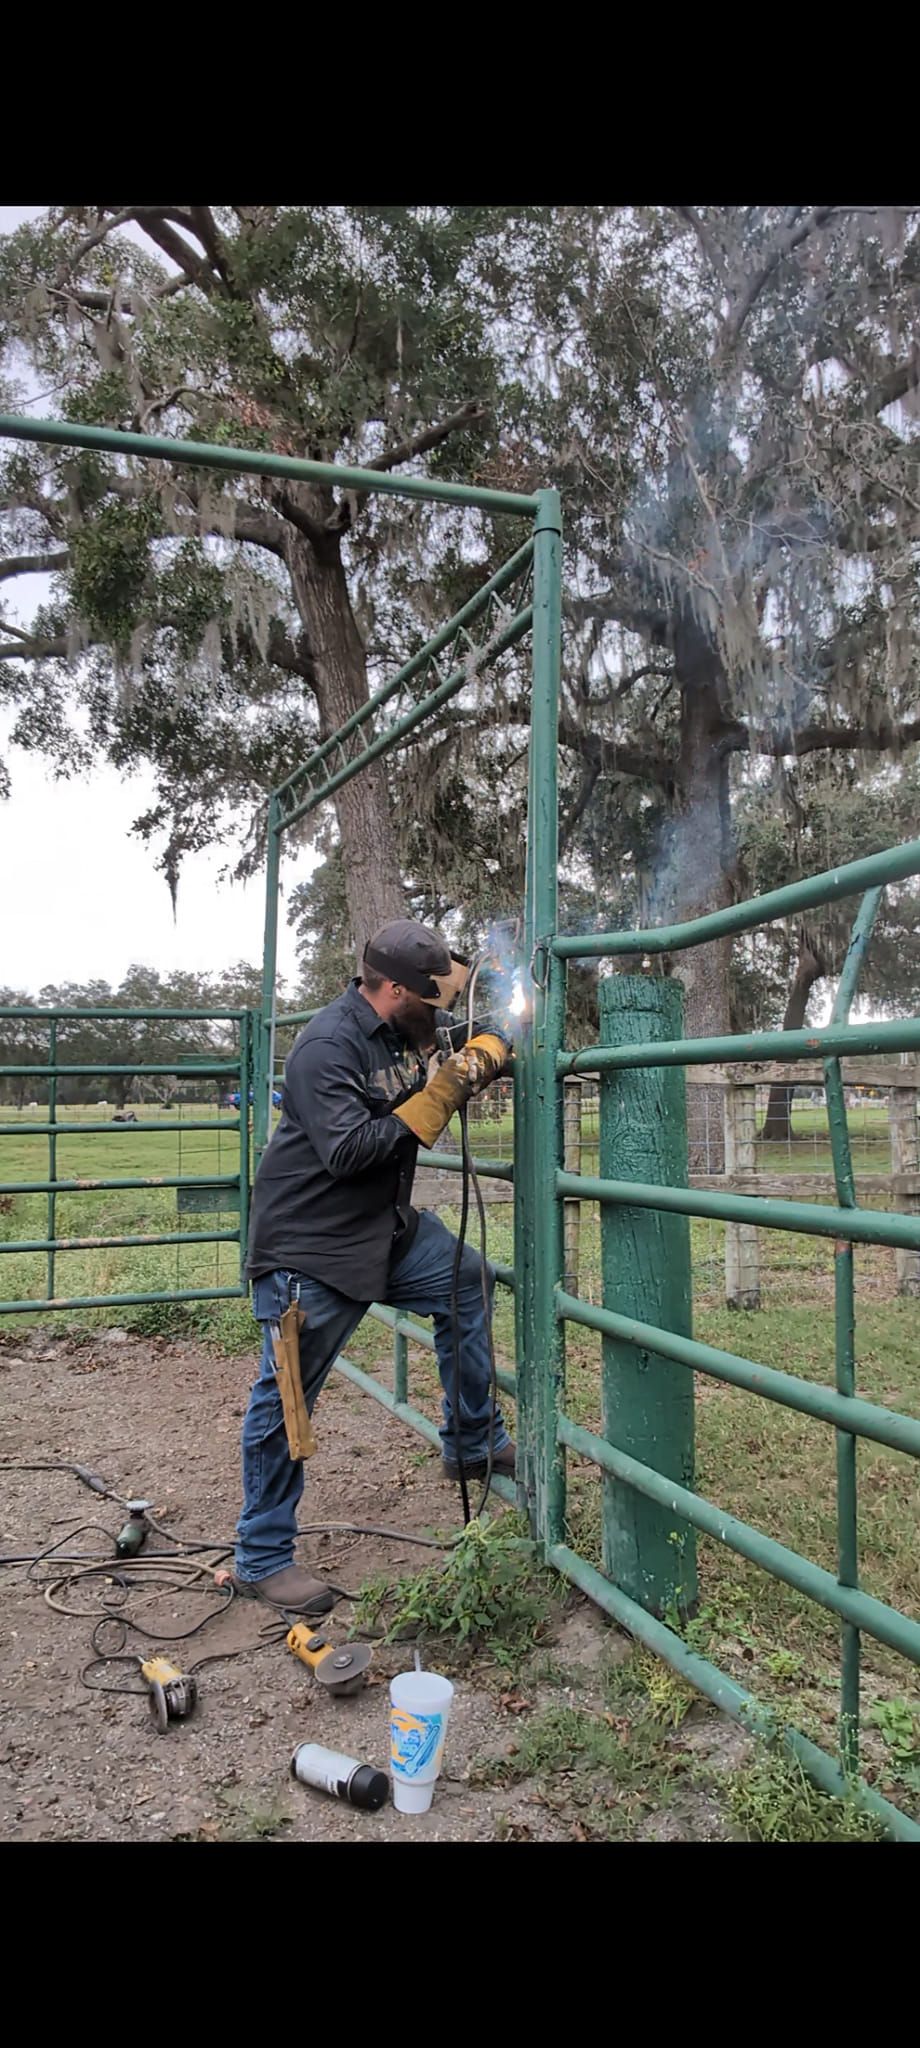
[291,1742,388,1811]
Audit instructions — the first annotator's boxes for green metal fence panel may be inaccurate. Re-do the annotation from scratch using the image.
[0,1005,254,1313]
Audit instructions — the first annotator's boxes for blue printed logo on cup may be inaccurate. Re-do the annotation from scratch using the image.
[391,1707,444,1779]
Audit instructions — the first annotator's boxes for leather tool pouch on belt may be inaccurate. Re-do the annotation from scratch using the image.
[270,1299,317,1462]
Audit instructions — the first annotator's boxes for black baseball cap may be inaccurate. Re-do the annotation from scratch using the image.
[363,920,469,1008]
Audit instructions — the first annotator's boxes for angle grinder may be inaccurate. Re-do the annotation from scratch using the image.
[286,1622,372,1697]
[140,1656,199,1733]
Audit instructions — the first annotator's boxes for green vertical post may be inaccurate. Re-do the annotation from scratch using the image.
[393,1325,409,1406]
[521,488,565,1548]
[238,1009,251,1282]
[513,1024,535,1510]
[255,798,282,1170]
[824,885,882,1777]
[598,975,697,1616]
[46,1019,57,1299]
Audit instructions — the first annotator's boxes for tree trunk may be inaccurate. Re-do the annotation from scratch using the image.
[286,509,406,960]
[761,936,825,1141]
[670,673,734,1174]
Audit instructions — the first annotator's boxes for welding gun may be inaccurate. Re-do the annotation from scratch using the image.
[434,1015,514,1088]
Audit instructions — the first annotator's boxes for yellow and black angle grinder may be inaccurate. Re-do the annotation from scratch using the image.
[285,1622,372,1697]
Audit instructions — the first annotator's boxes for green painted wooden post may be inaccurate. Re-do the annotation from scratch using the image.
[598,975,697,1617]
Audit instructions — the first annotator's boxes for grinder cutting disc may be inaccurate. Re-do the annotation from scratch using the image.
[315,1643,373,1696]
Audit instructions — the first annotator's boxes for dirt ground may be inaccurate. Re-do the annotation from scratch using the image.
[0,1322,745,1844]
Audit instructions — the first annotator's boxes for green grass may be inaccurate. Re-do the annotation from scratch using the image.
[724,1751,882,1843]
[0,1104,249,1327]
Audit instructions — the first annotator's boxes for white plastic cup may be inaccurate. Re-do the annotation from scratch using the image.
[389,1669,454,1814]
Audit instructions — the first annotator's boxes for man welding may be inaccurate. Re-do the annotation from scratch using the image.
[233,919,515,1616]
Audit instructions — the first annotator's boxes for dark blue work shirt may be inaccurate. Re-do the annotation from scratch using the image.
[245,980,427,1301]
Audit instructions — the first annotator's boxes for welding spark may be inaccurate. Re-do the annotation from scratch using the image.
[509,979,527,1019]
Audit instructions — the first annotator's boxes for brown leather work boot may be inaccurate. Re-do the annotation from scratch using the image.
[231,1565,335,1616]
[442,1439,517,1485]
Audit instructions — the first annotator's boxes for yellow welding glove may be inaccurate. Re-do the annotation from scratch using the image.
[463,1031,513,1093]
[391,1053,475,1147]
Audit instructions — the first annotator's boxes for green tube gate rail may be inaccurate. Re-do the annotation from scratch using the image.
[1,413,919,1837]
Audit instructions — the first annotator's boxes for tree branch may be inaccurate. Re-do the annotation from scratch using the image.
[723,206,840,350]
[54,208,136,280]
[365,400,490,474]
[51,274,188,315]
[273,490,328,549]
[129,210,221,295]
[0,613,315,684]
[0,630,70,662]
[187,205,231,285]
[0,549,70,582]
[673,206,728,283]
[559,760,601,857]
[556,711,673,787]
[866,348,920,417]
[725,717,920,759]
[565,590,671,640]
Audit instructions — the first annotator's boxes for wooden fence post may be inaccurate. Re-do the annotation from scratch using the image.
[890,1068,920,1297]
[563,1078,582,1296]
[724,1077,761,1309]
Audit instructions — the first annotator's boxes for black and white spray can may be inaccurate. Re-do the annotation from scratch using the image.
[291,1742,389,1811]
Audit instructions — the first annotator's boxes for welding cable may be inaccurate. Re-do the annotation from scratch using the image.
[81,1617,291,1700]
[450,1104,473,1526]
[0,1458,125,1500]
[463,1108,498,1522]
[0,1460,459,1559]
[42,1559,234,1625]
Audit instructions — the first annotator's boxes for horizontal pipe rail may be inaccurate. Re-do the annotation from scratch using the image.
[3,1230,239,1255]
[274,541,534,802]
[417,1146,513,1182]
[0,1005,245,1021]
[555,1289,920,1460]
[0,1285,245,1314]
[0,1173,239,1196]
[333,1354,517,1496]
[553,838,920,958]
[281,606,533,829]
[558,1017,920,1077]
[556,1171,920,1252]
[556,1415,920,1665]
[548,1544,920,1843]
[4,1062,239,1078]
[367,1301,517,1398]
[273,1012,319,1029]
[0,414,541,518]
[0,1119,241,1137]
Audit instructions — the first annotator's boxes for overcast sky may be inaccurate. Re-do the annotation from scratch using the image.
[0,204,307,993]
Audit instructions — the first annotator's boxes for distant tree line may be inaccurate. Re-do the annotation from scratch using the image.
[0,962,287,1108]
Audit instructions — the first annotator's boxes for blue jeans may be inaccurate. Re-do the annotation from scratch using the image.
[235,1210,510,1582]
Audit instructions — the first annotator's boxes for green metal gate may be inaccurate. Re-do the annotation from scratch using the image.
[1,412,919,1837]
[0,1004,252,1312]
